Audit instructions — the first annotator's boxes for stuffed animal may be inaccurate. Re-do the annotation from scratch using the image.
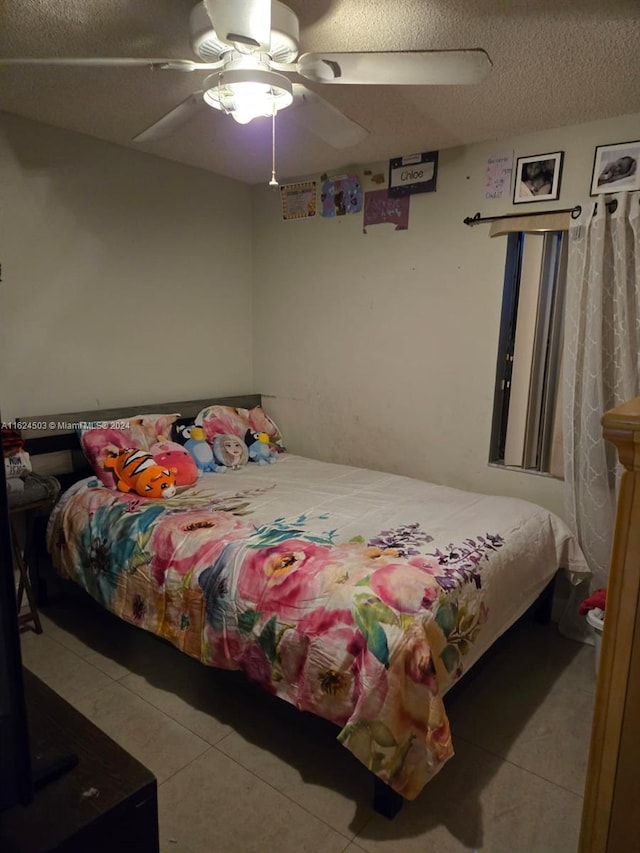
[104,448,177,498]
[244,429,277,465]
[176,424,225,474]
[149,441,198,487]
[212,434,249,470]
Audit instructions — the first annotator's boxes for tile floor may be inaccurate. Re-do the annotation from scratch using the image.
[19,582,595,853]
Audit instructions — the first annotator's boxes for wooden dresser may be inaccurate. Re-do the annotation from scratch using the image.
[579,397,640,852]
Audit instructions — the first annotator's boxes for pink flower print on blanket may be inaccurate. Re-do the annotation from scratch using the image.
[197,538,336,648]
[231,538,407,622]
[199,622,275,692]
[236,538,336,620]
[297,620,389,726]
[149,509,254,586]
[369,562,442,614]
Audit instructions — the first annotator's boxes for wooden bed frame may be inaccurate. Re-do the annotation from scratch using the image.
[579,397,640,853]
[16,392,569,822]
[19,392,407,817]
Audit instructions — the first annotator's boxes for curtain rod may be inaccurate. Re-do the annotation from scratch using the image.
[463,198,618,227]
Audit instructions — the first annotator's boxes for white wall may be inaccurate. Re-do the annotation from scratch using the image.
[252,111,640,520]
[0,113,254,420]
[2,110,638,521]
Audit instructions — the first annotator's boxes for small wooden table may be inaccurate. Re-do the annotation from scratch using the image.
[9,496,56,634]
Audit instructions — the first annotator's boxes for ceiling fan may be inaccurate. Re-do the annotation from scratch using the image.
[1,0,492,150]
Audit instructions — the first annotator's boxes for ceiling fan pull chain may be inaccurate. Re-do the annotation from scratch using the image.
[269,101,279,188]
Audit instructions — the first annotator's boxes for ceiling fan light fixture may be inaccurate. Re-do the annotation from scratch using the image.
[203,67,293,123]
[191,2,300,64]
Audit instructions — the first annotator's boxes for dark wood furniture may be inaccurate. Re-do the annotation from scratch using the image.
[579,397,640,852]
[9,497,58,634]
[0,670,159,853]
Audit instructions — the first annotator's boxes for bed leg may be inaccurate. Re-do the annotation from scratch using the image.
[373,777,404,819]
[533,578,555,624]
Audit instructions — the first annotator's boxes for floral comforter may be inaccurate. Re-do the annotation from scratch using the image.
[47,454,588,799]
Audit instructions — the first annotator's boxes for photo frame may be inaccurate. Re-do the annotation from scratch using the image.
[513,151,564,204]
[590,140,640,195]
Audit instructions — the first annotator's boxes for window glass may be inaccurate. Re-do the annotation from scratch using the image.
[489,231,567,476]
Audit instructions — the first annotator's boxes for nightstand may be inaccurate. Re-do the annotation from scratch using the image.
[8,476,61,634]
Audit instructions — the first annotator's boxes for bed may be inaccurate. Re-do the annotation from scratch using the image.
[22,394,589,816]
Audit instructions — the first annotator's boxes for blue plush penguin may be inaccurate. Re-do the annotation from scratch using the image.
[244,429,277,465]
[180,425,226,474]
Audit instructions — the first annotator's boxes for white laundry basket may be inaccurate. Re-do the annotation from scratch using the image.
[586,608,605,676]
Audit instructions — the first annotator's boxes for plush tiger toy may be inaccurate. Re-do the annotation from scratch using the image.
[104,448,177,499]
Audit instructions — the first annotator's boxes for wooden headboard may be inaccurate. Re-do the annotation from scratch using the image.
[19,394,261,488]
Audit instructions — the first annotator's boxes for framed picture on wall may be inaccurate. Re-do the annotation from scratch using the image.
[590,140,640,195]
[513,151,564,204]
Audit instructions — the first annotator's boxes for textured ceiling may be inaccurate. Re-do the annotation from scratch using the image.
[1,0,639,185]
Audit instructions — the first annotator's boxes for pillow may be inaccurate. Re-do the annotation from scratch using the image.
[195,405,285,451]
[245,406,285,449]
[79,413,180,488]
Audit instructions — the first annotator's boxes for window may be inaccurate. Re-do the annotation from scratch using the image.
[489,229,567,476]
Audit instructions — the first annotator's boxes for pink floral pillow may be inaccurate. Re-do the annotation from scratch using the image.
[79,413,180,488]
[195,405,285,451]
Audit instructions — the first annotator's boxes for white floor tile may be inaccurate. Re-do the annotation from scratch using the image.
[19,629,113,703]
[72,681,210,784]
[446,622,594,794]
[216,714,375,838]
[353,738,583,853]
[158,747,350,853]
[26,592,592,852]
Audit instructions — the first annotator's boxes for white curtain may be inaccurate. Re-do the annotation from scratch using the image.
[562,191,640,631]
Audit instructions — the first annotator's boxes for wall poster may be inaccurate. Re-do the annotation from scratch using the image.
[362,190,410,233]
[388,152,438,197]
[484,151,514,199]
[280,181,317,220]
[320,173,363,217]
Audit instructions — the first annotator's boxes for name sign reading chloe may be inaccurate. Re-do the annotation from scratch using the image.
[388,151,439,197]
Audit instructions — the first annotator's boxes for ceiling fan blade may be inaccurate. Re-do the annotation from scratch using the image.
[288,85,369,149]
[297,49,492,86]
[132,92,206,143]
[0,57,223,71]
[203,0,271,51]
